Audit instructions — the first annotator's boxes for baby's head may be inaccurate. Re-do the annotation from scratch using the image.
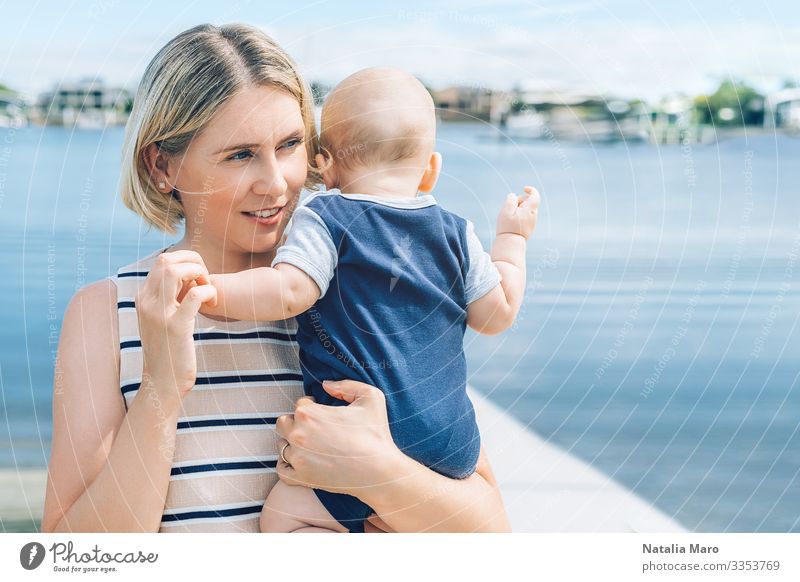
[316,67,441,195]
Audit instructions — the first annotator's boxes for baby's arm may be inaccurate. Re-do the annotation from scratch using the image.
[203,264,320,322]
[201,201,337,322]
[467,186,540,335]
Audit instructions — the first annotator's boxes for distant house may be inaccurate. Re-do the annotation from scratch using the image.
[432,86,494,121]
[764,88,800,131]
[33,79,132,128]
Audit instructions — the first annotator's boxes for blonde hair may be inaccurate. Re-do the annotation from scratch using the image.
[318,67,435,173]
[120,23,320,234]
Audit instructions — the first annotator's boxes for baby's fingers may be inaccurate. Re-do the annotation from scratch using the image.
[176,279,198,304]
[521,186,541,210]
[176,284,218,320]
[503,192,525,211]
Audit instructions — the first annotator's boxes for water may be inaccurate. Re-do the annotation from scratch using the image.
[0,124,798,532]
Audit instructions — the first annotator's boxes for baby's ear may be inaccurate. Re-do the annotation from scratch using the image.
[418,151,442,193]
[314,153,328,171]
[314,151,337,190]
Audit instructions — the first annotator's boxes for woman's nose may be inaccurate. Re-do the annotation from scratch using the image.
[251,156,288,198]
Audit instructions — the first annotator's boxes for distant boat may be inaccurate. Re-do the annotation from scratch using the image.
[502,111,546,139]
[69,109,116,130]
[494,91,649,143]
[0,94,26,128]
[497,111,647,143]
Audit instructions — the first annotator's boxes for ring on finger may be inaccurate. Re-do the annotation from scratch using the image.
[280,442,291,465]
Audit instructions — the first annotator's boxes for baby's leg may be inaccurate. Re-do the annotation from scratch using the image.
[260,480,349,533]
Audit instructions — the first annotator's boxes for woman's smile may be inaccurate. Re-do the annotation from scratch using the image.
[242,204,285,226]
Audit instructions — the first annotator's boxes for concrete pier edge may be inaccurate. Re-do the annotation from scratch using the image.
[0,389,686,532]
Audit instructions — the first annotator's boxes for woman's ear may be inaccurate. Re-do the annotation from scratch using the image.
[418,151,442,193]
[143,143,174,194]
[314,152,338,190]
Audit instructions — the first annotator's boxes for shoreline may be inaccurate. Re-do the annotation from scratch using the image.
[0,389,685,533]
[0,468,45,532]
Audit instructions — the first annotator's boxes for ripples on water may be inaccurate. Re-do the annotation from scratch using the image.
[0,124,798,532]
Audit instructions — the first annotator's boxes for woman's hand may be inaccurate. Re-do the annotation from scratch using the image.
[275,379,510,532]
[275,379,402,494]
[136,250,218,399]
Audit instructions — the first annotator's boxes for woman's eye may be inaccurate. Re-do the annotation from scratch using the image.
[281,138,303,151]
[228,150,253,161]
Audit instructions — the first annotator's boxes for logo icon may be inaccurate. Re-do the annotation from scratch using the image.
[390,234,413,292]
[20,542,46,570]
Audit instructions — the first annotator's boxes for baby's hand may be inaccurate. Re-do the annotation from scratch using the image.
[496,186,540,240]
[180,275,219,315]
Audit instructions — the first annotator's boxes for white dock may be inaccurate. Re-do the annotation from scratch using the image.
[0,468,45,530]
[1,391,686,532]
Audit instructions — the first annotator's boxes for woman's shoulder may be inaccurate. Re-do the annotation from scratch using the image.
[65,278,120,345]
[63,246,170,354]
[55,278,122,414]
[66,244,168,319]
[70,275,117,306]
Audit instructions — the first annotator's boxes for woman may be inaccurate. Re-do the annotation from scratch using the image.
[41,23,510,533]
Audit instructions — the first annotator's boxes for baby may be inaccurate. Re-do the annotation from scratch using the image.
[204,67,539,532]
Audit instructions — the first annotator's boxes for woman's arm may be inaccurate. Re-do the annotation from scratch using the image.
[363,446,508,533]
[385,446,509,532]
[42,279,178,532]
[41,251,216,532]
[275,379,511,533]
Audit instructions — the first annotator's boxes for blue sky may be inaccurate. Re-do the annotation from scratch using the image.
[1,0,798,102]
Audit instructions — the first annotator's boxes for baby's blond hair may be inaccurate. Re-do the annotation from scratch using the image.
[318,68,435,172]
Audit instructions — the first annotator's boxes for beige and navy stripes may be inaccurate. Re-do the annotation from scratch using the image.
[115,248,305,532]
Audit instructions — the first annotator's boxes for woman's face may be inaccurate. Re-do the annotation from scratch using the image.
[168,85,308,257]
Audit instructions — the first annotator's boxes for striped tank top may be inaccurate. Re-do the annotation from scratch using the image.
[114,247,305,532]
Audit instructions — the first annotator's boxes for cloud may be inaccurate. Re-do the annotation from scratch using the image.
[2,7,797,102]
[270,17,800,101]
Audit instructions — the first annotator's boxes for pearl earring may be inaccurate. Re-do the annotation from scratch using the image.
[158,181,166,190]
